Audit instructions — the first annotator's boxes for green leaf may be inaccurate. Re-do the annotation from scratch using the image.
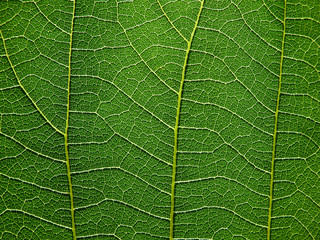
[1,0,319,239]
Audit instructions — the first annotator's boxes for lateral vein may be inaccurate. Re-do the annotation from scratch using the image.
[0,30,64,136]
[65,1,77,239]
[267,1,287,239]
[156,0,188,43]
[169,1,204,239]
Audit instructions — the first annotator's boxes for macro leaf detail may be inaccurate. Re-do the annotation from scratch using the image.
[0,0,319,239]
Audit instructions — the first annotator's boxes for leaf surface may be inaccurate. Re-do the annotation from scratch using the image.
[1,0,319,239]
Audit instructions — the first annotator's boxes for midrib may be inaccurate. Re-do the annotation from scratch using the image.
[65,0,77,239]
[170,1,205,239]
[267,1,287,239]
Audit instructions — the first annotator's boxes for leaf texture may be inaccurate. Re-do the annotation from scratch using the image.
[0,0,320,239]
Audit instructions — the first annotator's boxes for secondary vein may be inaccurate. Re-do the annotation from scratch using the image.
[170,1,204,239]
[267,1,287,239]
[156,0,188,43]
[65,0,77,239]
[0,30,64,136]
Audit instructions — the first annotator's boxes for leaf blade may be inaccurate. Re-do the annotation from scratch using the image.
[1,0,319,239]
